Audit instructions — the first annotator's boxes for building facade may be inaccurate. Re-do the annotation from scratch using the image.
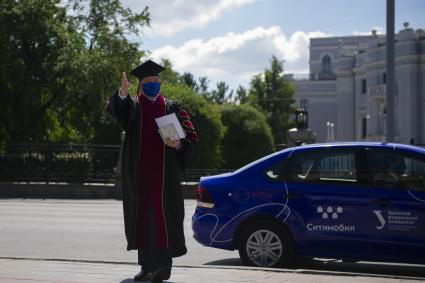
[287,24,425,145]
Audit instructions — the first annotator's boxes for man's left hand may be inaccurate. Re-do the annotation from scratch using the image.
[165,137,181,149]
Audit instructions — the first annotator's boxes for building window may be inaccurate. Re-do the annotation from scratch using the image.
[300,99,309,109]
[322,55,331,73]
[383,73,386,84]
[361,79,367,94]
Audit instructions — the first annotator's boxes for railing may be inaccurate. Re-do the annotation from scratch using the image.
[284,72,337,81]
[0,144,232,184]
[0,144,120,184]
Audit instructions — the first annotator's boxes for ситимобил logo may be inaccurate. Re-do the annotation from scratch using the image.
[317,206,343,219]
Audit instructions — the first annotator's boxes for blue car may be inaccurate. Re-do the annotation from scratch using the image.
[192,142,425,267]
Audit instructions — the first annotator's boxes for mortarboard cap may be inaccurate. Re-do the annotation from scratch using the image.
[130,60,165,80]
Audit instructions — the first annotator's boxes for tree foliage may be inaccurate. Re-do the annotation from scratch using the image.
[0,1,296,169]
[205,81,233,105]
[160,58,179,84]
[248,56,295,144]
[0,0,81,146]
[179,72,209,97]
[66,0,150,49]
[65,0,151,144]
[161,83,225,169]
[220,104,274,168]
[235,85,249,104]
[177,71,233,105]
[179,72,197,91]
[0,0,151,148]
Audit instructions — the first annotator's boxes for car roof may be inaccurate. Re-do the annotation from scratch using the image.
[290,142,425,154]
[232,142,425,175]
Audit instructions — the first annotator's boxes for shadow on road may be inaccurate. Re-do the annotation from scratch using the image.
[294,258,425,279]
[120,279,174,283]
[204,257,242,266]
[204,257,425,279]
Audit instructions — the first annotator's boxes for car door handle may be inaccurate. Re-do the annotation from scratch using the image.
[372,198,392,207]
[287,193,302,200]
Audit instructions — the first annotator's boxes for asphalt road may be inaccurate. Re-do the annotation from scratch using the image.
[0,199,239,266]
[1,199,424,281]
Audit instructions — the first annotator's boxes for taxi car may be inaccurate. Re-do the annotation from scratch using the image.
[192,142,425,267]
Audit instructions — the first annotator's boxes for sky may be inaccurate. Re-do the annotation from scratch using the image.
[120,0,425,91]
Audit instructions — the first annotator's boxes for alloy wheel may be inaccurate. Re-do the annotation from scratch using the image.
[245,229,283,267]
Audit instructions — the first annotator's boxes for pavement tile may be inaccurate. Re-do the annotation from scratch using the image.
[0,258,424,283]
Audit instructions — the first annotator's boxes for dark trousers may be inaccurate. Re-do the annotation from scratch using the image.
[138,202,172,274]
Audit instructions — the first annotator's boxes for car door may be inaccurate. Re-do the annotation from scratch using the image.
[364,147,425,264]
[284,147,370,260]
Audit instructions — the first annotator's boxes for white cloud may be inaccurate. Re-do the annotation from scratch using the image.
[352,26,385,36]
[150,26,331,88]
[121,0,255,37]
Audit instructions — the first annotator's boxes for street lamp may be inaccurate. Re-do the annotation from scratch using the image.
[326,121,331,141]
[366,114,370,140]
[326,121,335,142]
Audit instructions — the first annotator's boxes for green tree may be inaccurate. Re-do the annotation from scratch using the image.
[205,81,233,104]
[161,83,225,169]
[249,56,295,144]
[180,72,197,91]
[66,0,151,144]
[235,85,249,104]
[0,0,83,145]
[67,0,150,50]
[197,76,210,96]
[178,72,210,96]
[220,104,274,168]
[160,58,179,84]
[0,0,151,147]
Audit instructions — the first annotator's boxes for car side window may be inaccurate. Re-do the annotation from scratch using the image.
[290,151,358,184]
[367,150,425,191]
[404,158,425,191]
[265,158,289,181]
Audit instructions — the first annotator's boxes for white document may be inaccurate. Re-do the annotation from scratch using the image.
[155,113,186,141]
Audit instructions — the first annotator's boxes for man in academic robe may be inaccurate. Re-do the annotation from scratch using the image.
[105,60,198,283]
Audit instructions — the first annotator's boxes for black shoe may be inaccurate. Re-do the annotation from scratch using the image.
[134,269,150,282]
[150,267,171,282]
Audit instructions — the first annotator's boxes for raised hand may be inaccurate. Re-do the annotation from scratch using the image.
[165,137,182,149]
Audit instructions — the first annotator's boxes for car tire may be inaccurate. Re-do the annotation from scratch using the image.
[237,221,294,268]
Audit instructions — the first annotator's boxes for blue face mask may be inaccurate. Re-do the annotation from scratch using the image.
[142,82,161,97]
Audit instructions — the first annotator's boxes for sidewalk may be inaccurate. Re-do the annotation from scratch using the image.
[1,258,423,283]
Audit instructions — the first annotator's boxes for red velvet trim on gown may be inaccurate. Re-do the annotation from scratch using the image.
[136,94,168,249]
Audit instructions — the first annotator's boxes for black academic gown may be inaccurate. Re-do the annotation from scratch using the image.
[106,91,196,258]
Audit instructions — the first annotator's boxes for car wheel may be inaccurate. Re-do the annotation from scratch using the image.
[238,221,294,268]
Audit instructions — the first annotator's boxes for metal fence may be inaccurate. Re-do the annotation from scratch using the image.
[0,144,231,184]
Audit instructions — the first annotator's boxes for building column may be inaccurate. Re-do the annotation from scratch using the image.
[335,69,355,141]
